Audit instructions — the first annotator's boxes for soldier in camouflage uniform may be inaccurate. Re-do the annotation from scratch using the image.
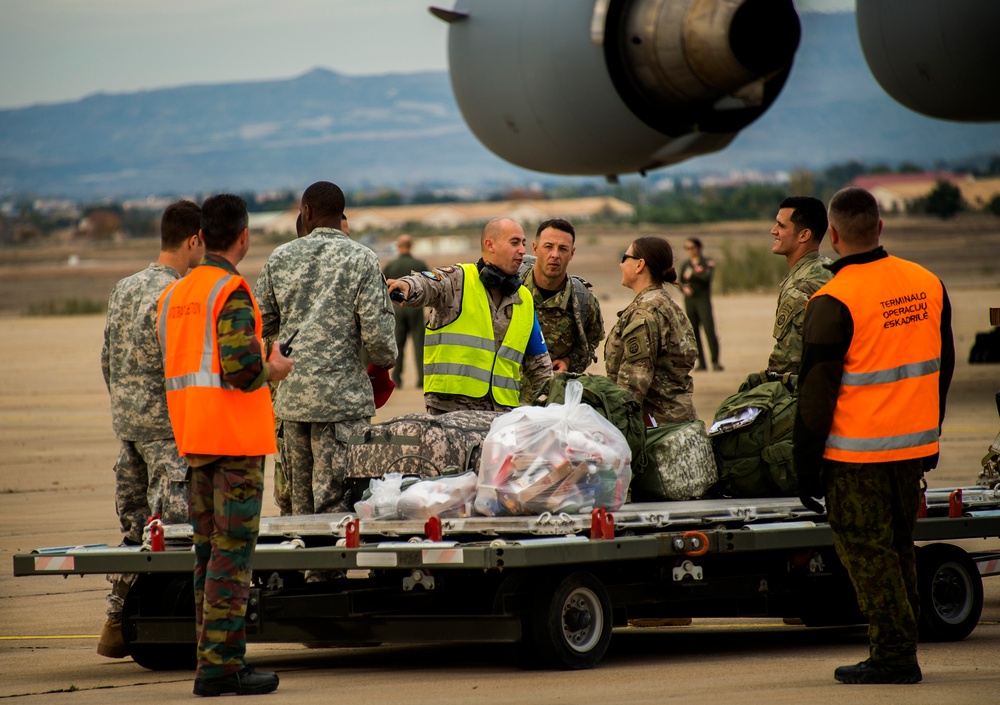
[766,196,833,375]
[254,182,396,518]
[795,187,955,685]
[159,194,292,696]
[518,219,604,395]
[97,200,204,659]
[605,237,698,425]
[387,218,553,414]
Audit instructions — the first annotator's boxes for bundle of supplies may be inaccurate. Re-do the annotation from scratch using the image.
[354,471,478,520]
[474,380,632,516]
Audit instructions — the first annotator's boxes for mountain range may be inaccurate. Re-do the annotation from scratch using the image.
[2,12,999,199]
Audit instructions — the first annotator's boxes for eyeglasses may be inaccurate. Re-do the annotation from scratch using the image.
[621,252,641,263]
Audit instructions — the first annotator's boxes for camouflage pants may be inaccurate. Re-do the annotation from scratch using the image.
[823,458,924,665]
[114,438,190,542]
[190,456,263,680]
[106,438,190,617]
[272,419,292,515]
[282,419,368,515]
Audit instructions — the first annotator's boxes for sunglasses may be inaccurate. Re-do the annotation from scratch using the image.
[621,252,641,263]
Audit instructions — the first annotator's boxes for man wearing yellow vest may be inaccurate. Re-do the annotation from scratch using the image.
[794,187,954,685]
[157,194,293,697]
[386,218,552,414]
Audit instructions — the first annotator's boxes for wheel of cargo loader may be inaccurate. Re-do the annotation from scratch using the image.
[917,543,983,642]
[523,571,612,670]
[122,573,197,670]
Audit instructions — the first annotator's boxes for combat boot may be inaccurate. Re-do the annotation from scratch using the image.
[193,665,279,697]
[96,615,128,658]
[834,658,922,684]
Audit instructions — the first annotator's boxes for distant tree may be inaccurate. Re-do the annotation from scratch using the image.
[869,163,893,175]
[921,181,963,219]
[788,168,815,197]
[988,195,1000,218]
[897,161,923,174]
[820,161,866,190]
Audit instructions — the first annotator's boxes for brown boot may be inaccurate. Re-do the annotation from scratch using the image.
[97,616,128,658]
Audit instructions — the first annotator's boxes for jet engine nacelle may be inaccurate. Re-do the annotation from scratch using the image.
[856,0,1000,123]
[431,0,800,179]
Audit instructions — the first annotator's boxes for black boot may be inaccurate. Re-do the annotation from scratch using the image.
[833,658,921,684]
[194,665,279,696]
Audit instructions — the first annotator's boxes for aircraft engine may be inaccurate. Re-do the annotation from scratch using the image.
[431,0,800,179]
[856,0,1000,122]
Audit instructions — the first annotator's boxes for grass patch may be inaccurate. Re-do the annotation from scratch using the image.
[715,241,787,294]
[25,298,107,316]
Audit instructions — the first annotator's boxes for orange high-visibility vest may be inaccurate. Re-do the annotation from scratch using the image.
[156,265,275,457]
[816,255,943,463]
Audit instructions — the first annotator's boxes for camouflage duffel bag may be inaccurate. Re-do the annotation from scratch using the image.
[342,410,503,479]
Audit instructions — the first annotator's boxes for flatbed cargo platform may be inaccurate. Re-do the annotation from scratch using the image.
[13,487,1000,671]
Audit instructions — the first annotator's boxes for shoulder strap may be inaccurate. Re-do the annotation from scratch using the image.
[569,276,593,363]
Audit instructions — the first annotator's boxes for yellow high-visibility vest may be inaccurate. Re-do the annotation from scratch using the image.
[423,263,534,408]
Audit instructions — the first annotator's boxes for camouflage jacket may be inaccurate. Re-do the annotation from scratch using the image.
[254,227,397,423]
[521,266,605,373]
[102,263,180,441]
[604,285,698,425]
[398,264,552,413]
[767,250,833,375]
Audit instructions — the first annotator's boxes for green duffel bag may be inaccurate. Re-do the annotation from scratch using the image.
[631,420,718,501]
[709,380,797,497]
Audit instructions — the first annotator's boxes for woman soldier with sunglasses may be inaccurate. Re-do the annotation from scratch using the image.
[605,237,698,427]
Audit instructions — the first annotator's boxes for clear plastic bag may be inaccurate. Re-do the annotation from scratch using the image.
[353,472,405,519]
[474,380,632,516]
[396,471,478,520]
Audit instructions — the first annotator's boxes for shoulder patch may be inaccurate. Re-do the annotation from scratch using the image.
[420,270,441,281]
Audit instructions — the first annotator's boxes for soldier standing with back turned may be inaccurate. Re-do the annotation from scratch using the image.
[98,200,204,659]
[795,187,955,684]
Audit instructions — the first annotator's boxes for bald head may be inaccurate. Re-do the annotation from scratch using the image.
[481,218,526,275]
[396,234,413,254]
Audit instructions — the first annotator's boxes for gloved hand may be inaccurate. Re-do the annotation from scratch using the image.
[797,472,825,515]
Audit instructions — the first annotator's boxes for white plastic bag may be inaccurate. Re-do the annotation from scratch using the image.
[474,380,632,516]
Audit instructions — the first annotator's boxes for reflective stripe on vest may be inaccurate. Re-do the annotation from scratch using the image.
[156,266,275,457]
[815,256,942,463]
[423,263,533,407]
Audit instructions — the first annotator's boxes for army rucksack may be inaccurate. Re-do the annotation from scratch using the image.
[709,380,797,497]
[532,372,647,471]
[342,410,502,480]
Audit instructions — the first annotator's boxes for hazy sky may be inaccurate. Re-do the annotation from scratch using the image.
[0,0,852,110]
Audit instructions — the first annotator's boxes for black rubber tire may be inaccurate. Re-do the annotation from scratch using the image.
[122,574,197,670]
[522,571,612,670]
[917,543,984,642]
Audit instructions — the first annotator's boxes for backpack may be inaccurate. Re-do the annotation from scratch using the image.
[532,372,647,472]
[709,380,797,497]
[519,256,595,363]
[632,420,718,501]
